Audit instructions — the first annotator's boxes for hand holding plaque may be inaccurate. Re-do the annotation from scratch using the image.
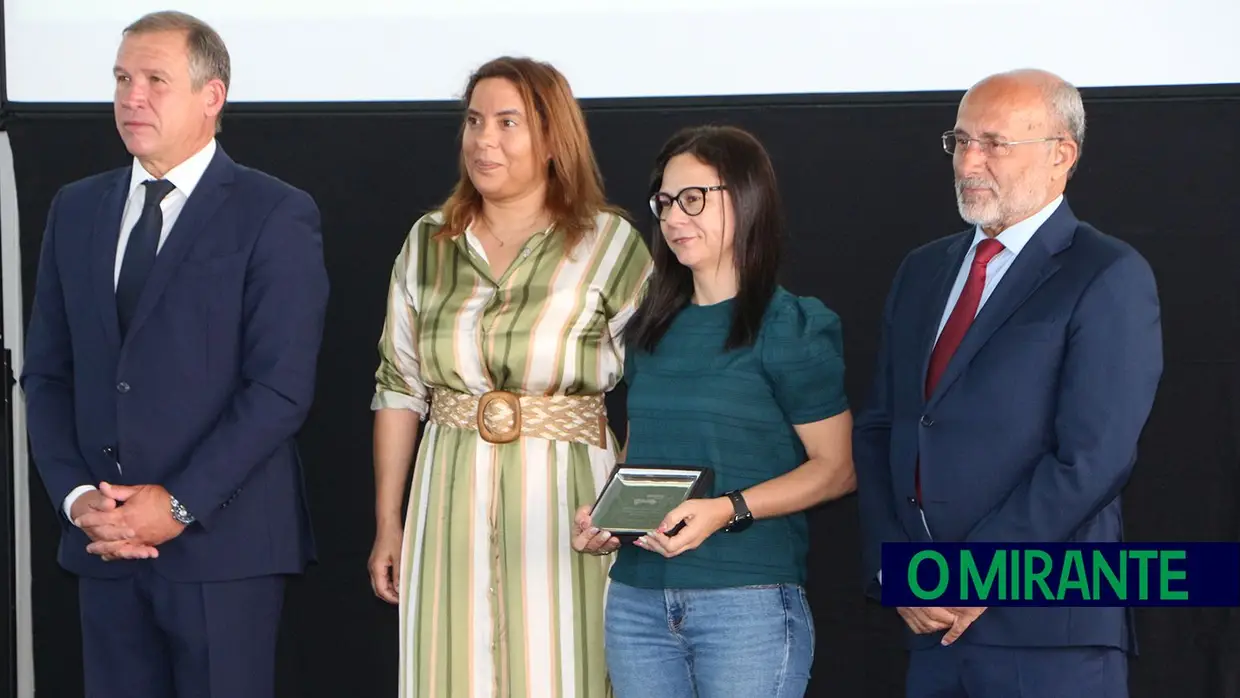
[588,464,714,542]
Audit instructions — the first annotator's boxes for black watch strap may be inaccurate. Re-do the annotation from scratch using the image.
[722,490,753,532]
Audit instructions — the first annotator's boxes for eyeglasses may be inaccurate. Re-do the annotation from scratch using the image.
[942,131,1063,158]
[649,185,726,220]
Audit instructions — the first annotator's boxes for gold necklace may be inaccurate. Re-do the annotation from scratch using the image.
[486,219,549,247]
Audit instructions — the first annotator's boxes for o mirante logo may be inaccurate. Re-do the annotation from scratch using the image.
[881,543,1240,607]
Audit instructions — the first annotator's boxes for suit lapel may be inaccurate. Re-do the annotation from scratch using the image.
[122,147,236,344]
[917,232,972,395]
[925,204,1079,409]
[91,171,130,348]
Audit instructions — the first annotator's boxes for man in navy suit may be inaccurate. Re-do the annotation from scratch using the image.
[21,10,328,698]
[854,69,1162,696]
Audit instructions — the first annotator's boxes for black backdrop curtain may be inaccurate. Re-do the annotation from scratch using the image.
[2,88,1238,697]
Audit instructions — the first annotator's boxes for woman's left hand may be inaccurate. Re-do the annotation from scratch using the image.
[635,497,735,558]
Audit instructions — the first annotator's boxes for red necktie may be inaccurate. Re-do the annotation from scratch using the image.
[917,237,1005,501]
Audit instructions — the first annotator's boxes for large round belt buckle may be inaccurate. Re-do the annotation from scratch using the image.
[477,390,522,444]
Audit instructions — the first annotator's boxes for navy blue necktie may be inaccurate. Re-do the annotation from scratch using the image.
[116,178,176,336]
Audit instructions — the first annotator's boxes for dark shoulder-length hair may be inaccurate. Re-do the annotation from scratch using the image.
[626,124,783,353]
[435,56,615,249]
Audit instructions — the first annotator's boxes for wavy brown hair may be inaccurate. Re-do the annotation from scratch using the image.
[435,56,615,249]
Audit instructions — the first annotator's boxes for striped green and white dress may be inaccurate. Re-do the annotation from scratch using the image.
[371,209,652,698]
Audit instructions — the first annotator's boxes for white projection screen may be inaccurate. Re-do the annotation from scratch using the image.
[4,0,1240,103]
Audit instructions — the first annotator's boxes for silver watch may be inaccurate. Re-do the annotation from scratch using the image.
[170,495,195,525]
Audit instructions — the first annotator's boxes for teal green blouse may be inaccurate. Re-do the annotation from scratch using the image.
[610,287,849,589]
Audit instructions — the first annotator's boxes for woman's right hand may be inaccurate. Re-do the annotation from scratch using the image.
[368,524,404,604]
[571,504,620,556]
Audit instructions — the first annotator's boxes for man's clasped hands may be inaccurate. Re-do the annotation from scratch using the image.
[69,481,188,562]
[898,605,988,645]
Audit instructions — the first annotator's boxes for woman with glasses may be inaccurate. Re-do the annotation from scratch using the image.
[571,125,856,697]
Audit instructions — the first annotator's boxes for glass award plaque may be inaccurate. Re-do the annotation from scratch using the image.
[589,465,714,540]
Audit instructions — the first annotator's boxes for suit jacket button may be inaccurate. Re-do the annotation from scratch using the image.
[920,415,933,427]
[116,382,131,394]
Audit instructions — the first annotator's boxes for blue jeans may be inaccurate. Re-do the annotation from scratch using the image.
[604,580,815,698]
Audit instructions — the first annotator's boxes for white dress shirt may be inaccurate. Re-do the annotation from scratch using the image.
[63,139,218,522]
[877,195,1064,586]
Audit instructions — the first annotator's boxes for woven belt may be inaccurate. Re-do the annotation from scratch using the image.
[428,387,608,449]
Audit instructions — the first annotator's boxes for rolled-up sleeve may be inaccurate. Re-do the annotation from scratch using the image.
[371,227,429,417]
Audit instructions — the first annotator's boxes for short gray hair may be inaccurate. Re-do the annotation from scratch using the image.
[1046,78,1086,175]
[124,11,230,131]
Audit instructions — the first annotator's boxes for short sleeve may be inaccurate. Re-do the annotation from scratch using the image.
[761,294,849,425]
[371,217,432,417]
[623,339,641,386]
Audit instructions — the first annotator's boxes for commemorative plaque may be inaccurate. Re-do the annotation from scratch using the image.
[589,465,714,540]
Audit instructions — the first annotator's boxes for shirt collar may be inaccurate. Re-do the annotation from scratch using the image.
[969,194,1064,255]
[127,138,217,200]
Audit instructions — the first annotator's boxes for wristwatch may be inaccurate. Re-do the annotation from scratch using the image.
[170,495,195,525]
[720,490,753,533]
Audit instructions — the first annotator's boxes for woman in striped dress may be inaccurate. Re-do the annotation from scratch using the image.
[367,56,652,698]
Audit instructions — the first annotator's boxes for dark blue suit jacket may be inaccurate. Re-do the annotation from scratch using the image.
[21,145,329,582]
[854,200,1162,652]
